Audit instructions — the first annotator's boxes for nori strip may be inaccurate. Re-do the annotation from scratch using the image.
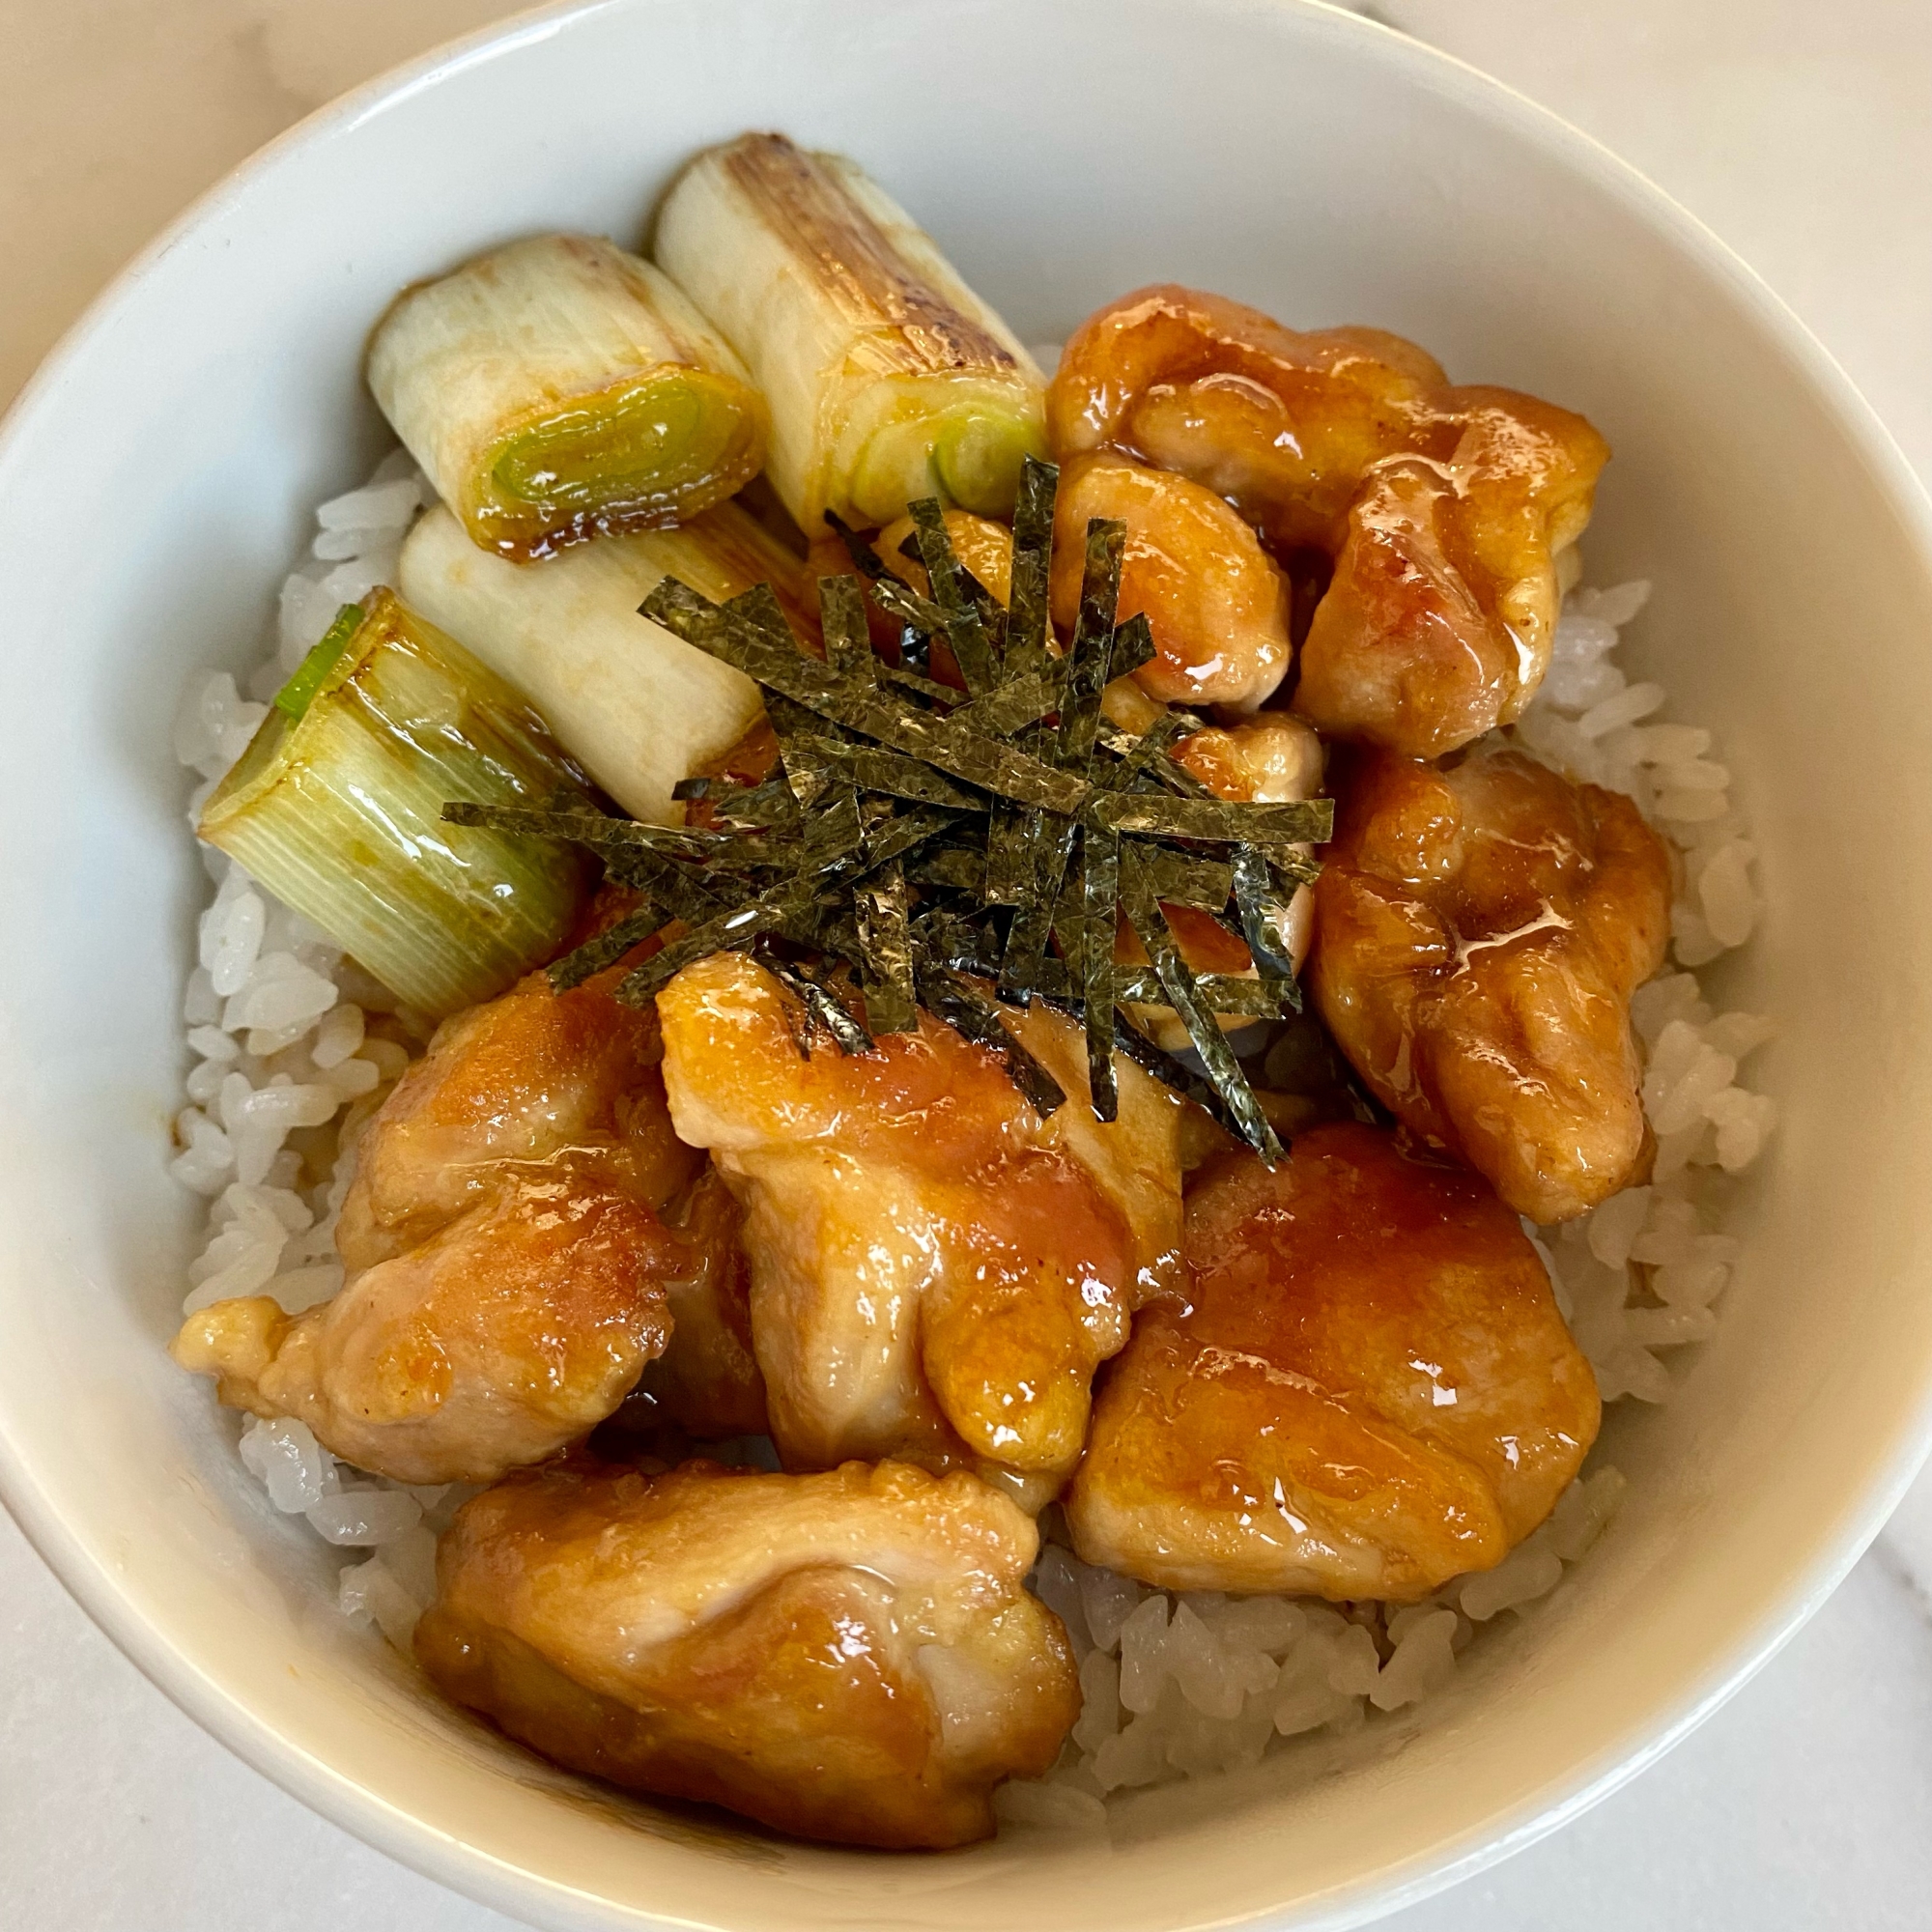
[1094,717,1221,801]
[879,664,961,708]
[1231,842,1306,1011]
[613,883,811,1008]
[594,841,736,922]
[1083,790,1334,849]
[822,509,889,582]
[1265,845,1323,890]
[913,845,985,894]
[998,811,1078,995]
[708,778,802,831]
[1131,846,1235,912]
[1003,456,1057,681]
[816,573,875,681]
[442,800,723,863]
[980,801,1034,906]
[1121,850,1283,1162]
[854,859,918,1034]
[768,957,876,1057]
[669,776,711,802]
[1106,611,1156,686]
[1094,711,1195,790]
[1057,519,1127,771]
[1107,1009,1253,1139]
[908,497,998,696]
[912,907,1003,978]
[959,956,1283,1015]
[825,743,984,810]
[894,529,1003,639]
[861,803,967,873]
[1119,969,1282,1016]
[916,966,1065,1120]
[1080,825,1122,1122]
[866,571,949,641]
[445,798,789,887]
[785,786,867,873]
[944,670,1062,738]
[771,970,823,1060]
[772,725,841,810]
[546,904,669,992]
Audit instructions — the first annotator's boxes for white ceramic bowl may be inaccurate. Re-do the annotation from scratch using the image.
[4,1,1932,1925]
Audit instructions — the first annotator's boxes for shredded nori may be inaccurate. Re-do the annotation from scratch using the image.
[854,859,919,1035]
[1080,826,1122,1122]
[769,956,876,1057]
[916,965,1066,1119]
[443,456,1330,1156]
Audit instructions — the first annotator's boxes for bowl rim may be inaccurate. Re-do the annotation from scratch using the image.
[4,1,1932,1926]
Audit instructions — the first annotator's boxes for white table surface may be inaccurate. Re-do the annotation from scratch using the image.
[5,2,1931,1926]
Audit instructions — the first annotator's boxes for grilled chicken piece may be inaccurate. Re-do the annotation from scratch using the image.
[655,952,1186,1504]
[415,1458,1079,1848]
[1309,742,1671,1223]
[620,1167,769,1440]
[333,953,698,1270]
[1066,1122,1600,1601]
[1048,283,1607,756]
[174,947,713,1484]
[1050,450,1291,710]
[1173,710,1324,810]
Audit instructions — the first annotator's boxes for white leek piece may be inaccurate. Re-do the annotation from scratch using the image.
[654,134,1046,532]
[367,234,770,559]
[399,498,805,825]
[199,590,594,1017]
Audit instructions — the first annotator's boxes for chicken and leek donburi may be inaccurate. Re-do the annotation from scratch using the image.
[172,130,1705,1848]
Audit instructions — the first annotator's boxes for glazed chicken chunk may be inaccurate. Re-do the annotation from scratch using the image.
[1309,742,1671,1223]
[415,1458,1080,1848]
[1066,1122,1600,1601]
[1049,283,1609,756]
[173,951,724,1484]
[617,1166,769,1440]
[656,951,1185,1503]
[1051,450,1291,710]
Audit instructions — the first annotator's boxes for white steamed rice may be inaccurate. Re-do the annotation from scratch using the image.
[170,456,1775,1802]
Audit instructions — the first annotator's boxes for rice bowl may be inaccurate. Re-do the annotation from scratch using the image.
[167,432,1776,1822]
[2,0,1931,1926]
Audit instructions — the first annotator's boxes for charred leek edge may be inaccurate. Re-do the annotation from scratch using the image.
[201,589,594,1018]
[398,499,777,826]
[452,458,1327,1156]
[366,233,768,560]
[652,134,1045,531]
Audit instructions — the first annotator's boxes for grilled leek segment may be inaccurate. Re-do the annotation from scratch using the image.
[198,590,594,1016]
[653,134,1046,532]
[367,234,769,559]
[398,498,807,826]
